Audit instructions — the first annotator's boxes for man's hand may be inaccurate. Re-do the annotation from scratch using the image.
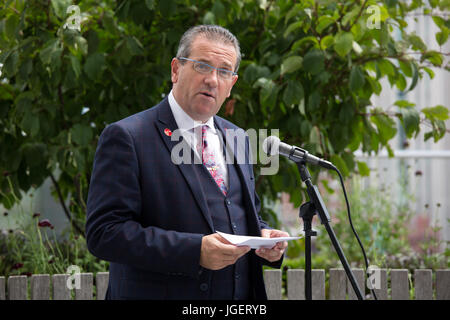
[255,229,289,262]
[200,233,251,270]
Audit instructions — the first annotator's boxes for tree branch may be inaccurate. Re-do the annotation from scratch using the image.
[49,173,85,236]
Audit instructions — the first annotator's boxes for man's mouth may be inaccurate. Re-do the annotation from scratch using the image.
[199,92,215,99]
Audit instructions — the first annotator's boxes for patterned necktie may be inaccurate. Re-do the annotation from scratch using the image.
[197,125,227,195]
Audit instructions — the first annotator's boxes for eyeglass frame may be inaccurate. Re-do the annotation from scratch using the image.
[177,57,238,79]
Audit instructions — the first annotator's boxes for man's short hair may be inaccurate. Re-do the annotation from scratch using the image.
[176,25,241,72]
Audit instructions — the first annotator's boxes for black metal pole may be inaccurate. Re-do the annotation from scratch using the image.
[296,161,365,300]
[304,216,312,300]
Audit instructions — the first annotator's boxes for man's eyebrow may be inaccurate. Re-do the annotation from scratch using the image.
[199,59,233,70]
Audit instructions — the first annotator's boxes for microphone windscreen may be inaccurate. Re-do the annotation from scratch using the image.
[262,136,280,156]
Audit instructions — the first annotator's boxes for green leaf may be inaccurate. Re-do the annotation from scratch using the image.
[284,21,302,38]
[399,108,420,138]
[334,32,353,57]
[394,100,415,108]
[126,36,144,56]
[70,55,81,79]
[309,126,322,154]
[432,16,446,29]
[51,0,72,19]
[5,13,19,41]
[399,60,412,77]
[330,154,349,176]
[73,35,88,56]
[316,16,334,34]
[357,161,370,176]
[283,80,304,107]
[408,34,427,51]
[408,62,419,91]
[39,39,63,65]
[15,91,34,115]
[422,67,435,79]
[83,52,105,81]
[21,111,40,137]
[280,56,303,75]
[422,51,443,67]
[320,35,334,50]
[349,66,365,91]
[377,59,396,77]
[3,50,19,77]
[302,50,324,75]
[371,111,397,144]
[436,29,449,46]
[291,36,319,51]
[71,124,93,146]
[145,0,155,10]
[422,105,449,121]
[396,74,407,91]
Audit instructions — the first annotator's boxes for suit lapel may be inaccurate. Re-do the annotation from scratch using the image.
[155,99,214,232]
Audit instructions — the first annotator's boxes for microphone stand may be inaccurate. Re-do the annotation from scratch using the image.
[296,159,364,300]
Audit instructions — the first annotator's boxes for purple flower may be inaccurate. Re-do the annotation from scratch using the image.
[12,263,24,270]
[38,219,53,228]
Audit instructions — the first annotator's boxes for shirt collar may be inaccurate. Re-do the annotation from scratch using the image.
[168,90,216,133]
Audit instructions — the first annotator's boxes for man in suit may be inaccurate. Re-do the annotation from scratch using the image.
[86,25,289,300]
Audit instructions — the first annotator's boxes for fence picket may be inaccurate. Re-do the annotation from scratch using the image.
[75,273,93,300]
[31,274,50,300]
[414,269,433,300]
[329,268,346,300]
[373,269,388,300]
[347,268,365,300]
[436,269,450,300]
[311,269,325,300]
[391,269,410,300]
[263,269,282,300]
[52,274,71,300]
[95,272,109,300]
[0,276,5,300]
[8,275,27,300]
[287,269,304,300]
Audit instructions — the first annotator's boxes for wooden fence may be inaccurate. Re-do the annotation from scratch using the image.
[0,268,449,300]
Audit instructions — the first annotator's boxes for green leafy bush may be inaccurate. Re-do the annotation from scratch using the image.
[283,175,448,272]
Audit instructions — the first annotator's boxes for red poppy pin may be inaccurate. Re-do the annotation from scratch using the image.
[164,128,172,136]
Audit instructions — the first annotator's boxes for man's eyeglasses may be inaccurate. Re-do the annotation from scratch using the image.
[177,57,237,80]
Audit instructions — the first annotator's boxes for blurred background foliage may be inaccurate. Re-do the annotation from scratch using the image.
[0,0,449,277]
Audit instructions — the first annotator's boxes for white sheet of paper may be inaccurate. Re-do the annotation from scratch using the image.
[216,231,303,249]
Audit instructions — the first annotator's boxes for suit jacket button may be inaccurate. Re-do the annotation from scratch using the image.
[200,283,209,291]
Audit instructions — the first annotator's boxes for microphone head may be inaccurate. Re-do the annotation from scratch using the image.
[262,136,280,156]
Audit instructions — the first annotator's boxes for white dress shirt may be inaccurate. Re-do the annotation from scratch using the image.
[168,90,229,189]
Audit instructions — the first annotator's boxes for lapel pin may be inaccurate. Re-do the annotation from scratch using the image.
[164,128,172,137]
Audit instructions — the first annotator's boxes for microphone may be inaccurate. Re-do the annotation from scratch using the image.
[262,136,335,170]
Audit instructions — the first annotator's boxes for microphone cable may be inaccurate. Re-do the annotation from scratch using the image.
[332,165,379,300]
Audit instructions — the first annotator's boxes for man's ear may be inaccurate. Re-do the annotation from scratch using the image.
[171,58,179,83]
[227,75,238,97]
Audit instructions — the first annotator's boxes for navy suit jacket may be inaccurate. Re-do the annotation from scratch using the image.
[86,97,281,300]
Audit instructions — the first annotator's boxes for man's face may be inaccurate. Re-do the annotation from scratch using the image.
[171,36,238,122]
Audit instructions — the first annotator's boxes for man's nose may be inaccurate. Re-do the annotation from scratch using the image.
[203,69,219,87]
